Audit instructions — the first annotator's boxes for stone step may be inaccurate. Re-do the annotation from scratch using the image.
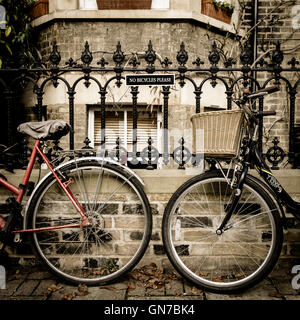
[0,168,299,198]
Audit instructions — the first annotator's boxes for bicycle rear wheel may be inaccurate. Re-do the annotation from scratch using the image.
[162,170,283,293]
[27,159,152,285]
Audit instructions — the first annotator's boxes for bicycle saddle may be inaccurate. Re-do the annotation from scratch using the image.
[17,120,71,141]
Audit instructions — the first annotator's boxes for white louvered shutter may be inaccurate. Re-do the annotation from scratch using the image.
[93,109,158,151]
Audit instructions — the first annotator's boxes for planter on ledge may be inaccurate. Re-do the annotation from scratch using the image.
[201,0,233,24]
[30,0,49,19]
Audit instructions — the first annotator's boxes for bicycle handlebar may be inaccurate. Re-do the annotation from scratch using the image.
[259,110,276,116]
[253,110,277,120]
[244,85,280,100]
[256,85,280,94]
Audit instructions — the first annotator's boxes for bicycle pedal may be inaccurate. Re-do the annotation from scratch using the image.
[13,233,22,244]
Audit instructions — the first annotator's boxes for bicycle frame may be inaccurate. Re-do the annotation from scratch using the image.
[0,139,89,234]
[216,107,300,232]
[232,94,300,218]
[252,145,300,216]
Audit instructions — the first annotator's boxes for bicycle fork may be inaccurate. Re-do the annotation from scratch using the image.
[216,166,248,234]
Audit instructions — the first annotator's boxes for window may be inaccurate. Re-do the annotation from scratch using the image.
[88,105,162,168]
[151,0,169,9]
[79,0,98,10]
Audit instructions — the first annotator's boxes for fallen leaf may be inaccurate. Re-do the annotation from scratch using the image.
[78,284,88,293]
[269,291,284,299]
[93,270,105,275]
[128,264,176,291]
[195,270,209,277]
[127,283,136,291]
[191,286,203,294]
[48,284,63,292]
[74,284,89,296]
[167,272,180,280]
[212,277,224,282]
[149,262,157,269]
[63,293,73,300]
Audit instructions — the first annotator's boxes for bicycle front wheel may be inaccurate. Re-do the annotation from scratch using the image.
[27,159,152,285]
[162,170,283,293]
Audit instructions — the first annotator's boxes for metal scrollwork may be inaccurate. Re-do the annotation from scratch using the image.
[208,41,220,67]
[49,41,61,67]
[173,138,191,169]
[81,41,93,66]
[266,137,286,170]
[113,41,125,67]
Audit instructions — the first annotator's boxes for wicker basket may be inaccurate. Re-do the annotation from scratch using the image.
[191,109,244,158]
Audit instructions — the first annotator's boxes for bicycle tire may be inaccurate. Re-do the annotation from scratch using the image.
[26,159,152,285]
[162,170,283,293]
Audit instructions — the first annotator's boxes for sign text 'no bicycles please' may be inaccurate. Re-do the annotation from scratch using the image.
[126,74,175,86]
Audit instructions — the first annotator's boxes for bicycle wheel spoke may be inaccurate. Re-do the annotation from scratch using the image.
[224,242,247,279]
[96,175,133,214]
[229,209,276,229]
[163,172,282,292]
[91,168,104,212]
[30,161,151,284]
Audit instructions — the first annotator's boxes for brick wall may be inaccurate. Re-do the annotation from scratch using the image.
[1,171,300,272]
[242,0,300,153]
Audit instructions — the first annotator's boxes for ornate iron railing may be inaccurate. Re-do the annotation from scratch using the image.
[0,40,299,170]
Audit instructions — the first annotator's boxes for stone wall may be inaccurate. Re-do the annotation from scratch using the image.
[37,21,232,63]
[21,21,235,152]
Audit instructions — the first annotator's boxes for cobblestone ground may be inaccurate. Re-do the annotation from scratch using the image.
[0,264,299,301]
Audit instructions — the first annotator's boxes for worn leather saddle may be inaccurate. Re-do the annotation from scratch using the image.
[17,120,71,141]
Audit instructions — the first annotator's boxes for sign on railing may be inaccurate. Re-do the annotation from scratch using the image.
[126,74,175,86]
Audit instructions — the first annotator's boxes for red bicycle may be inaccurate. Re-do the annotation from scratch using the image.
[0,120,152,285]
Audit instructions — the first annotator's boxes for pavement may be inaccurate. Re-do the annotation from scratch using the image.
[0,263,299,301]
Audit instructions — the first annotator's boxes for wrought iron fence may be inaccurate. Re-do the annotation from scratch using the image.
[0,40,299,170]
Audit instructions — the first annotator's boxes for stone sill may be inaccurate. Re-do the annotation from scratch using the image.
[32,9,245,37]
[0,168,299,196]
